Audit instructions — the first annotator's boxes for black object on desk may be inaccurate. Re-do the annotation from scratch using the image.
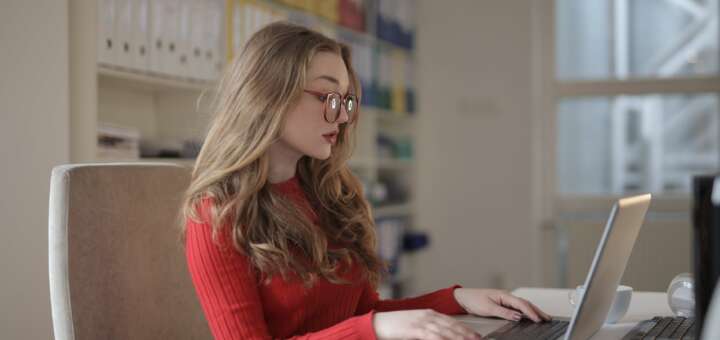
[625,175,720,339]
[692,175,720,334]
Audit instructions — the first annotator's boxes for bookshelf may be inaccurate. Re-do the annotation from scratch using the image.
[70,0,419,298]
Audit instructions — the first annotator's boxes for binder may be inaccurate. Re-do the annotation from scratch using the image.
[339,0,365,32]
[400,0,415,49]
[232,0,243,57]
[377,49,391,110]
[177,0,193,78]
[149,0,168,75]
[189,0,207,80]
[114,0,134,69]
[97,0,116,66]
[243,3,256,52]
[313,0,339,23]
[202,0,224,81]
[404,56,415,113]
[390,50,406,114]
[158,0,181,76]
[254,4,267,34]
[130,0,150,72]
[354,40,374,106]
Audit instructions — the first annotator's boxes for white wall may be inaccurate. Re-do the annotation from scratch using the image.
[412,0,539,293]
[0,1,69,338]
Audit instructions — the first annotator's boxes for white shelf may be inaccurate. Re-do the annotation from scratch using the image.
[97,65,215,93]
[348,157,374,169]
[371,108,416,123]
[377,158,414,170]
[373,203,413,218]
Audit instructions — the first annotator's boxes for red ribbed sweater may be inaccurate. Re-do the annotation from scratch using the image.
[184,175,466,339]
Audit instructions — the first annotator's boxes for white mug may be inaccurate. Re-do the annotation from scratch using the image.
[568,285,633,324]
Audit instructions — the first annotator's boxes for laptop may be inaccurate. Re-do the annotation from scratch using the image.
[457,194,651,340]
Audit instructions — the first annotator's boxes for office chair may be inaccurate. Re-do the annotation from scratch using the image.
[48,163,211,340]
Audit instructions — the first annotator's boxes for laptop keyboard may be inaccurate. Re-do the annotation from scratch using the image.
[622,316,696,340]
[486,319,569,340]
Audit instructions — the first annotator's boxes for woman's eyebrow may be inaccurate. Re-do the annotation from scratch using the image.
[312,75,350,94]
[314,75,339,84]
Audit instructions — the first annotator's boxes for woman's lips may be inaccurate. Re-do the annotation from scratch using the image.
[322,132,337,144]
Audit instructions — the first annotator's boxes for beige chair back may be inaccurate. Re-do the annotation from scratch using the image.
[49,163,210,340]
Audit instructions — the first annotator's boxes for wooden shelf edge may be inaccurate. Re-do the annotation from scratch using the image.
[373,203,413,218]
[377,158,414,170]
[97,65,216,92]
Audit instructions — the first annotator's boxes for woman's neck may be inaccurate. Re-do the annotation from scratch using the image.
[267,140,303,183]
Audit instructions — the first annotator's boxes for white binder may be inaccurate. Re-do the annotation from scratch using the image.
[130,0,150,72]
[114,0,134,70]
[177,0,193,78]
[188,0,206,80]
[203,0,224,81]
[378,49,391,105]
[354,40,373,95]
[232,0,244,57]
[148,0,165,75]
[243,3,256,51]
[97,0,116,66]
[149,0,180,76]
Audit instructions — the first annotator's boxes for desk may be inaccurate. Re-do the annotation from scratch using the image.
[455,287,674,339]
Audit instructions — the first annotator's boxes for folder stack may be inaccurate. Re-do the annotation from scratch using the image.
[376,48,390,110]
[97,0,225,81]
[97,0,117,66]
[404,56,415,114]
[390,49,406,114]
[310,0,339,23]
[97,123,141,161]
[338,0,366,32]
[375,217,407,275]
[337,32,374,107]
[232,1,288,58]
[375,0,414,50]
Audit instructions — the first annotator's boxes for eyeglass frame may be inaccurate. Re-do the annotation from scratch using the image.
[303,89,360,124]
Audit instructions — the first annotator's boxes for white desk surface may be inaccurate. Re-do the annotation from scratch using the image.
[455,287,674,339]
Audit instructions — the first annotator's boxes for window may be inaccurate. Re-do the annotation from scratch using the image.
[556,0,718,81]
[558,94,719,195]
[552,0,720,196]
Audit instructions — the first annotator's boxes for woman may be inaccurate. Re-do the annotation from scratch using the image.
[181,22,550,340]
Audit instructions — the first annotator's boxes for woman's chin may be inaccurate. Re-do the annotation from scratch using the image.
[307,147,332,160]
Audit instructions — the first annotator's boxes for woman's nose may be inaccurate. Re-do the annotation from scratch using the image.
[336,104,350,124]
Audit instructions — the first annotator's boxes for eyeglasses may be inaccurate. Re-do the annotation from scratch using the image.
[303,89,359,124]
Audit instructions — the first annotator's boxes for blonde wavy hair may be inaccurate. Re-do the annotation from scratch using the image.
[180,22,384,288]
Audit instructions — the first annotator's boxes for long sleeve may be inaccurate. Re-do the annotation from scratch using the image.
[355,283,467,316]
[184,200,378,340]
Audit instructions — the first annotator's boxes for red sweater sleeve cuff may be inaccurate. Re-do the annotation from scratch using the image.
[444,284,467,315]
[356,310,377,340]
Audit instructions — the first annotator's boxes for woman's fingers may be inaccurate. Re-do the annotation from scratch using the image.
[498,294,542,322]
[422,321,469,340]
[490,304,524,322]
[414,310,482,340]
[528,300,553,321]
[431,312,482,339]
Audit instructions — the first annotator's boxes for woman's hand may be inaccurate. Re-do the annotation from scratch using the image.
[453,288,552,323]
[373,309,482,340]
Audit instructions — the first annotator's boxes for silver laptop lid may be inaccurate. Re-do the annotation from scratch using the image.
[565,194,652,340]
